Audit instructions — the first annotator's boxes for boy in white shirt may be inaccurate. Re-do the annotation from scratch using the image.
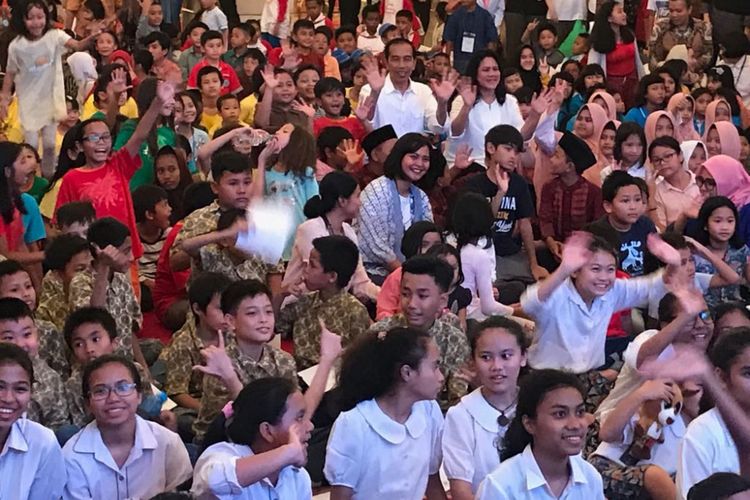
[358,5,386,54]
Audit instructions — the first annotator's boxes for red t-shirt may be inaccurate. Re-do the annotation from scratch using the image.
[187,59,242,95]
[0,207,24,253]
[152,223,190,322]
[606,41,637,77]
[55,149,144,258]
[313,115,367,142]
[607,269,631,338]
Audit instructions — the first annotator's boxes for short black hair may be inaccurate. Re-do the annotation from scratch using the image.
[0,342,34,384]
[133,49,153,73]
[362,4,379,18]
[384,37,415,59]
[188,272,232,314]
[536,21,557,38]
[648,135,681,160]
[142,30,171,51]
[56,201,95,228]
[82,354,143,399]
[658,292,680,324]
[132,185,168,223]
[314,76,345,98]
[317,126,352,159]
[231,22,253,38]
[197,65,222,87]
[221,279,272,315]
[200,29,224,46]
[395,8,413,20]
[217,93,240,109]
[335,25,357,40]
[312,235,359,288]
[401,255,453,293]
[659,231,689,251]
[315,25,333,42]
[44,234,90,271]
[0,260,27,283]
[87,217,130,249]
[216,208,245,232]
[0,297,33,323]
[293,18,315,33]
[688,473,750,500]
[211,150,252,181]
[63,306,118,348]
[182,181,217,216]
[601,170,640,203]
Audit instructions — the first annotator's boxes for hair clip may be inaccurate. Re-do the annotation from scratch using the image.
[377,330,387,341]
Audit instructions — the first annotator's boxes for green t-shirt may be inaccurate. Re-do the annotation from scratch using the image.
[25,176,49,203]
[114,119,176,190]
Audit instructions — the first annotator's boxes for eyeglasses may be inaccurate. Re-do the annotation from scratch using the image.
[698,310,712,322]
[651,151,677,166]
[89,381,137,400]
[695,176,716,189]
[82,133,112,144]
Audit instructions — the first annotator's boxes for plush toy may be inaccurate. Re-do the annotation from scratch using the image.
[621,382,683,465]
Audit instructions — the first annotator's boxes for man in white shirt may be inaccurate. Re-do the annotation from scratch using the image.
[718,32,750,108]
[358,38,455,137]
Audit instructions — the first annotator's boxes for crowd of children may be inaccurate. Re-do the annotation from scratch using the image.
[1,0,750,497]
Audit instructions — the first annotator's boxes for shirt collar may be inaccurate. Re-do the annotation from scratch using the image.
[73,416,157,470]
[461,388,512,432]
[356,398,428,444]
[2,419,30,456]
[383,75,414,96]
[563,277,609,309]
[521,445,591,492]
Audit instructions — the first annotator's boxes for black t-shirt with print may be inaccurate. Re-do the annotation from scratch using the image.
[589,215,657,277]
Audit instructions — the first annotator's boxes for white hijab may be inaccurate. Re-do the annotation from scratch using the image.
[66,52,98,106]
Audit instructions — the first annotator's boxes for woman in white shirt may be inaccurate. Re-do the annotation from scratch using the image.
[324,327,446,500]
[448,49,548,167]
[452,192,514,320]
[0,343,65,500]
[192,377,315,500]
[62,355,192,500]
[476,369,605,500]
[442,316,528,499]
[283,171,379,303]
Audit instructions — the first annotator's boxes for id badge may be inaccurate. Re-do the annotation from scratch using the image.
[461,32,475,53]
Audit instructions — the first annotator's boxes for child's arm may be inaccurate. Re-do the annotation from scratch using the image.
[231,423,308,486]
[0,69,14,120]
[599,379,676,443]
[172,393,201,411]
[518,88,554,142]
[425,474,448,500]
[193,331,244,398]
[178,219,247,256]
[519,218,548,281]
[685,236,742,287]
[521,18,539,44]
[64,29,102,52]
[254,65,278,130]
[533,231,592,302]
[197,126,254,175]
[123,79,174,158]
[303,321,342,419]
[104,67,127,132]
[330,487,354,500]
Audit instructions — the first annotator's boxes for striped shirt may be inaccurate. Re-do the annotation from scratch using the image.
[139,228,169,282]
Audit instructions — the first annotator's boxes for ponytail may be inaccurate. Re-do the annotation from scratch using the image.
[303,170,358,219]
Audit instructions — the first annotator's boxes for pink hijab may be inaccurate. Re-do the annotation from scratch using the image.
[666,94,701,141]
[591,90,620,126]
[532,131,564,212]
[703,154,750,208]
[644,110,678,145]
[704,98,732,133]
[573,103,609,158]
[705,121,742,160]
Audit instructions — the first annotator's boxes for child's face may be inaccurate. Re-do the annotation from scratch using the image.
[573,249,616,299]
[723,346,750,413]
[190,27,206,51]
[195,293,227,333]
[219,98,240,122]
[538,30,556,50]
[646,82,666,105]
[149,199,173,230]
[654,115,674,139]
[504,73,523,94]
[716,309,750,339]
[63,250,93,286]
[419,231,442,254]
[319,89,345,116]
[488,143,520,172]
[155,154,181,190]
[71,322,114,365]
[63,102,81,128]
[313,33,329,55]
[178,95,198,124]
[230,27,250,50]
[405,339,445,401]
[584,72,604,89]
[474,328,526,395]
[741,136,750,162]
[200,73,222,99]
[673,303,714,351]
[296,69,320,102]
[213,171,252,209]
[147,3,163,26]
[707,77,721,94]
[0,361,31,430]
[660,73,676,97]
[620,134,643,166]
[0,272,36,311]
[688,144,706,173]
[61,220,90,239]
[651,145,682,180]
[574,108,594,139]
[203,38,224,61]
[400,272,447,330]
[273,72,298,104]
[364,11,380,31]
[305,0,322,18]
[243,56,260,76]
[432,55,451,76]
[383,28,399,43]
[613,92,625,114]
[352,67,367,88]
[147,41,167,63]
[518,102,531,120]
[563,63,580,82]
[706,126,722,157]
[266,391,313,451]
[295,27,315,49]
[336,32,357,54]
[13,148,38,188]
[226,294,275,343]
[87,362,141,427]
[96,33,116,58]
[0,316,39,357]
[599,128,615,158]
[80,121,113,165]
[696,165,717,197]
[548,145,572,176]
[715,101,731,122]
[519,48,535,71]
[523,387,588,457]
[303,248,334,291]
[24,6,46,38]
[395,16,410,35]
[694,93,711,116]
[571,36,587,56]
[604,184,643,226]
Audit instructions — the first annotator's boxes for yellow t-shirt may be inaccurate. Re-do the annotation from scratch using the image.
[39,178,62,220]
[0,98,25,143]
[240,94,257,126]
[81,95,139,120]
[201,110,223,136]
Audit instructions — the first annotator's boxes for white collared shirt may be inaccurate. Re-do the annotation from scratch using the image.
[0,417,66,500]
[359,75,448,137]
[476,445,605,499]
[442,388,511,493]
[324,398,443,500]
[62,415,193,500]
[521,275,665,373]
[192,441,312,499]
[357,31,386,54]
[676,408,739,499]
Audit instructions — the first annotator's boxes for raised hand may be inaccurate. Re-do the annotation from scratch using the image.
[260,64,280,90]
[291,97,315,118]
[647,233,682,266]
[319,319,343,362]
[285,422,310,467]
[454,143,474,170]
[354,94,375,122]
[538,55,549,76]
[683,235,711,259]
[192,331,234,380]
[496,169,510,194]
[280,39,301,70]
[639,345,712,382]
[457,76,477,108]
[559,231,594,273]
[107,66,129,97]
[92,243,129,271]
[638,379,677,403]
[361,56,386,93]
[429,68,460,103]
[673,286,707,318]
[337,138,364,165]
[530,87,554,116]
[155,79,175,104]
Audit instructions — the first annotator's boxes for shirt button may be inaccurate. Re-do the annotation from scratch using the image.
[119,476,124,481]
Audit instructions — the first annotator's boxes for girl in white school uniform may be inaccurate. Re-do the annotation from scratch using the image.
[192,377,315,499]
[476,369,605,500]
[324,327,446,500]
[62,355,193,500]
[442,316,528,499]
[0,343,66,500]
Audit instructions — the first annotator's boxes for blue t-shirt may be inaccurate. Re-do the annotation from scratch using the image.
[21,193,45,245]
[442,6,498,73]
[623,106,649,128]
[264,166,319,260]
[590,215,656,277]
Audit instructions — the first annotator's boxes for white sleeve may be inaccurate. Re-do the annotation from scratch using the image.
[472,248,512,316]
[28,431,67,500]
[164,430,193,491]
[218,10,229,30]
[324,412,364,488]
[475,474,511,500]
[428,401,444,475]
[695,272,712,293]
[442,406,476,482]
[424,92,449,135]
[192,448,245,497]
[533,111,558,155]
[612,273,666,311]
[676,427,717,500]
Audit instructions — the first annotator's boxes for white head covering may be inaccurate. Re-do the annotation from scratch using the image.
[680,140,706,172]
[66,52,98,105]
